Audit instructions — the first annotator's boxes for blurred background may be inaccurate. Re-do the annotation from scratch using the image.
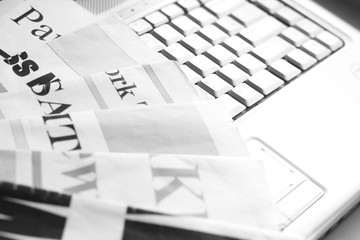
[314,0,360,30]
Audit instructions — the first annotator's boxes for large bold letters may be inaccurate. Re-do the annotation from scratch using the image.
[11,6,44,24]
[11,6,61,41]
[3,52,28,65]
[152,167,203,202]
[151,161,207,217]
[27,72,64,96]
[106,69,137,100]
[4,52,39,77]
[116,84,137,99]
[31,25,54,41]
[13,59,39,77]
[38,100,71,115]
[62,162,97,194]
[42,114,81,151]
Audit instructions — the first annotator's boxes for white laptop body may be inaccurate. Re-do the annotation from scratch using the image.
[234,1,360,239]
[87,0,360,239]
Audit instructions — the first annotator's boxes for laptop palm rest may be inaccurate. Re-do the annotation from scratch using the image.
[246,138,324,229]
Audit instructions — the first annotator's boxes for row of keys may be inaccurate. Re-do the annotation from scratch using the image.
[132,1,342,55]
[183,52,304,88]
[148,9,287,47]
[172,37,322,79]
[203,59,303,118]
[183,48,320,118]
[129,0,344,119]
[141,20,342,64]
[186,47,314,83]
[160,26,340,74]
[199,69,285,100]
[130,0,342,53]
[129,0,301,38]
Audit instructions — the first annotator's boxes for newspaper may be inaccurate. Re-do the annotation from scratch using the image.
[0,0,23,17]
[0,101,249,156]
[0,0,97,53]
[0,181,303,240]
[0,14,164,93]
[0,61,200,119]
[0,149,276,228]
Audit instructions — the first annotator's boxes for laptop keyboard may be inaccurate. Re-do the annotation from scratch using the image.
[128,0,344,119]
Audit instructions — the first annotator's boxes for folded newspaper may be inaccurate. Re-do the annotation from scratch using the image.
[0,14,164,93]
[0,182,303,240]
[0,149,276,228]
[0,0,23,17]
[0,0,97,53]
[0,101,249,156]
[0,61,200,119]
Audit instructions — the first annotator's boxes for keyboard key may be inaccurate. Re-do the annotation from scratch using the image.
[280,27,309,47]
[216,94,246,118]
[187,54,220,76]
[295,18,322,38]
[247,70,284,95]
[204,45,237,66]
[181,34,212,54]
[180,64,202,84]
[285,49,317,70]
[269,59,301,81]
[153,24,184,45]
[234,54,266,75]
[144,11,169,27]
[198,25,229,45]
[161,4,185,19]
[215,16,244,35]
[315,31,343,51]
[162,43,195,64]
[222,36,252,56]
[239,16,286,46]
[256,0,284,14]
[229,83,264,106]
[129,19,153,35]
[205,0,246,18]
[177,0,200,11]
[301,39,331,60]
[275,6,303,26]
[198,74,233,97]
[140,33,166,51]
[232,3,266,27]
[252,36,295,64]
[217,64,249,86]
[171,16,201,36]
[188,8,217,27]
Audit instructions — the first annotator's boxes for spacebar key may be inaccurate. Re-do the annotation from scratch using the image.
[239,16,286,46]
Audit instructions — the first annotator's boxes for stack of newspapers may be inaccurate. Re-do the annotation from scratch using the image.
[0,1,302,239]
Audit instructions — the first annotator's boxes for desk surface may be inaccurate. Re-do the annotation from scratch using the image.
[325,206,360,240]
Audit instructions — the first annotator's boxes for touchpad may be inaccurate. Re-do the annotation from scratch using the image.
[246,138,325,229]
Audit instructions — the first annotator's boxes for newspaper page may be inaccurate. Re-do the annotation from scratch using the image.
[0,101,249,156]
[0,0,97,53]
[0,149,275,228]
[0,13,164,93]
[0,182,303,240]
[0,61,200,119]
[0,0,23,17]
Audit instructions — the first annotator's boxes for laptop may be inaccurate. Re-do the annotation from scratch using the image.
[75,0,360,239]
